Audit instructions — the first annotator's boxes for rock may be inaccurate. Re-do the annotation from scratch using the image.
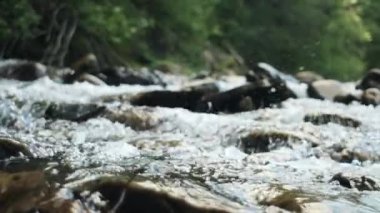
[131,91,206,111]
[357,68,380,90]
[76,73,106,86]
[98,67,156,86]
[361,88,380,106]
[307,80,347,100]
[0,137,33,160]
[304,113,361,128]
[295,71,324,84]
[0,171,47,212]
[45,103,106,122]
[239,130,318,154]
[182,79,220,94]
[104,108,156,131]
[71,53,98,73]
[330,173,380,191]
[0,60,47,81]
[196,82,296,113]
[333,94,360,105]
[258,189,305,213]
[76,178,229,213]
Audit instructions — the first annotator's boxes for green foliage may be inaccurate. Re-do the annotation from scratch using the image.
[0,0,379,80]
[0,0,39,39]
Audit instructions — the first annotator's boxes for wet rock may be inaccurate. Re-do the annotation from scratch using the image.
[330,173,380,191]
[183,79,220,94]
[361,88,380,106]
[76,73,106,86]
[131,90,205,110]
[0,171,47,212]
[196,82,296,113]
[295,71,324,84]
[45,103,106,122]
[71,53,98,74]
[76,178,229,213]
[333,94,360,105]
[304,113,361,128]
[258,190,304,213]
[239,130,317,154]
[98,66,156,86]
[0,137,33,159]
[357,68,380,90]
[307,79,346,100]
[0,60,47,81]
[104,108,156,131]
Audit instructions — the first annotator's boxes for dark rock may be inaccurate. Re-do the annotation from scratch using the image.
[361,88,380,106]
[70,53,99,74]
[330,173,380,191]
[296,71,324,84]
[0,60,47,81]
[98,67,156,86]
[239,131,317,154]
[304,113,361,128]
[333,94,360,105]
[77,178,229,213]
[307,80,346,100]
[0,137,33,160]
[357,68,380,90]
[45,103,106,122]
[131,91,206,110]
[196,82,296,113]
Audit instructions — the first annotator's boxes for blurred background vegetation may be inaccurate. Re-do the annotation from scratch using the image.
[0,0,379,80]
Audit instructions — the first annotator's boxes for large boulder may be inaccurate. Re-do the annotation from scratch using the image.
[307,79,347,100]
[357,68,380,90]
[361,88,380,106]
[0,60,47,81]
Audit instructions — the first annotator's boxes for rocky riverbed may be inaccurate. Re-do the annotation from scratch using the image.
[0,59,380,212]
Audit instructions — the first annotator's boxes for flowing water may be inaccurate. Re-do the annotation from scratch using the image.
[0,73,380,212]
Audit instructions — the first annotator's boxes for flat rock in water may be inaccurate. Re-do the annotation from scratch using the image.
[307,79,347,100]
[304,113,361,128]
[0,60,47,81]
[45,103,106,122]
[239,130,318,154]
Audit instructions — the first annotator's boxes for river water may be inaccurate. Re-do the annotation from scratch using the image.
[0,73,380,212]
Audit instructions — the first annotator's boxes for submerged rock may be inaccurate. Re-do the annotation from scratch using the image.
[304,113,361,128]
[357,68,380,90]
[0,137,33,159]
[239,130,317,154]
[0,60,47,81]
[45,103,106,122]
[330,173,380,191]
[259,190,304,213]
[104,108,157,130]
